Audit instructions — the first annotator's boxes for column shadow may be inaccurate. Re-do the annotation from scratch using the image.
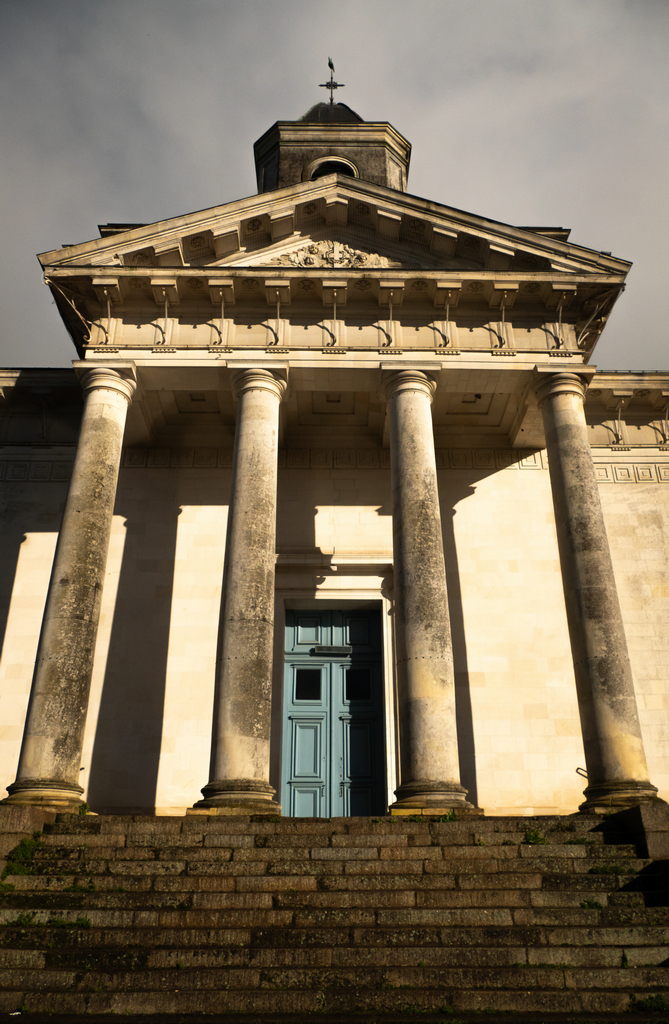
[0,526,27,664]
[0,494,71,797]
[0,373,81,662]
[439,480,479,808]
[86,481,181,814]
[437,457,541,810]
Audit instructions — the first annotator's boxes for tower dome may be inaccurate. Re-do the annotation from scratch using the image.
[298,102,364,124]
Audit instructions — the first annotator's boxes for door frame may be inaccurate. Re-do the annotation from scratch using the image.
[282,609,386,817]
[270,584,397,815]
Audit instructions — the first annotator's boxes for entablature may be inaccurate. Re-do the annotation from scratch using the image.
[3,363,669,456]
[44,263,623,362]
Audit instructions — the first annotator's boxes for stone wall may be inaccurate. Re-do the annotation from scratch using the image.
[440,464,584,815]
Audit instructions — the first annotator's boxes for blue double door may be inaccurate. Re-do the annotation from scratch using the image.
[281,608,386,817]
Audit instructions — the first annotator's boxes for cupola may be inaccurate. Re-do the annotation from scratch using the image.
[253,102,411,194]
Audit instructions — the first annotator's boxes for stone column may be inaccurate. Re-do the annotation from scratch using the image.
[383,370,471,809]
[194,368,286,813]
[536,371,658,810]
[3,366,136,811]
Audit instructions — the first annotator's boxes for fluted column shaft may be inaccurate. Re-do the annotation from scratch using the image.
[3,367,136,811]
[383,370,470,809]
[195,369,286,813]
[537,371,658,810]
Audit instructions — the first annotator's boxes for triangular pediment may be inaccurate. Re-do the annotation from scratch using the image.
[38,177,630,281]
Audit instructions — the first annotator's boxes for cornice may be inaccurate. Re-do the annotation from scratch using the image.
[38,178,630,278]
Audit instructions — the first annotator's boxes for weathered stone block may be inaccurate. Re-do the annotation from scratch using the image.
[235,875,317,891]
[275,889,415,909]
[190,892,273,909]
[344,859,422,875]
[311,846,378,860]
[330,833,408,847]
[377,907,514,926]
[456,870,543,888]
[266,859,343,875]
[292,908,375,927]
[379,845,442,860]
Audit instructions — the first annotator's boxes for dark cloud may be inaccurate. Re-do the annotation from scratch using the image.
[1,0,667,368]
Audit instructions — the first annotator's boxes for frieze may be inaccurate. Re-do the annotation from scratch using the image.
[593,463,669,483]
[118,448,547,471]
[268,239,412,269]
[3,452,668,484]
[0,461,73,482]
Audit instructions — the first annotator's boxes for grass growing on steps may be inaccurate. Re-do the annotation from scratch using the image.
[629,991,669,1012]
[523,829,547,845]
[1,832,45,879]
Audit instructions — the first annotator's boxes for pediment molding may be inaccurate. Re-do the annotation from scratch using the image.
[39,179,631,282]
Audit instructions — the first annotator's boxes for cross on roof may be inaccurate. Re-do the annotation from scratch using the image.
[319,58,344,104]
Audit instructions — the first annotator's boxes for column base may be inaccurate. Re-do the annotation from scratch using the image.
[191,779,281,816]
[391,780,474,811]
[579,778,659,813]
[2,778,85,813]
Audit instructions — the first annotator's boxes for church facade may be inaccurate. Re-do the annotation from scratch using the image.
[1,102,668,818]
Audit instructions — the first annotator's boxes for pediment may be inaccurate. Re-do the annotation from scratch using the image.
[39,178,631,281]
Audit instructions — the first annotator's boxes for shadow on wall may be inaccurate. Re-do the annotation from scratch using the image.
[0,507,66,756]
[0,522,29,667]
[440,478,480,809]
[77,461,492,814]
[1,448,521,815]
[274,463,488,811]
[438,460,529,810]
[271,467,394,799]
[85,468,231,814]
[86,478,182,814]
[437,452,547,810]
[0,372,82,669]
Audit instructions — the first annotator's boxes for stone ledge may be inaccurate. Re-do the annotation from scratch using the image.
[390,807,485,818]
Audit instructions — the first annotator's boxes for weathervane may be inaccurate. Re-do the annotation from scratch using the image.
[319,58,344,104]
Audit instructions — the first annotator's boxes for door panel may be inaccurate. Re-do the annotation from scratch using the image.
[345,615,374,650]
[346,719,374,778]
[346,786,374,817]
[296,616,321,647]
[292,786,322,817]
[292,719,324,777]
[284,659,328,817]
[282,609,385,817]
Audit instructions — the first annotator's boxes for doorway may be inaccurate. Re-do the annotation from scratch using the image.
[281,608,386,817]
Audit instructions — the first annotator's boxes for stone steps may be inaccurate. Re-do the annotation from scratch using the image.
[0,812,668,1016]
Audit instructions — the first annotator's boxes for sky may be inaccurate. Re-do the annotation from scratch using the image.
[1,0,667,370]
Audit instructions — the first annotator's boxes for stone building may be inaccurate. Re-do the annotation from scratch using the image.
[1,101,668,819]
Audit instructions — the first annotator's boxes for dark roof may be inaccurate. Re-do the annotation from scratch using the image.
[298,102,364,124]
[98,223,147,238]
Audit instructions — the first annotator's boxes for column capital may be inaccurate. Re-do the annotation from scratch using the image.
[534,370,593,407]
[79,366,136,403]
[231,367,287,402]
[382,369,437,403]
